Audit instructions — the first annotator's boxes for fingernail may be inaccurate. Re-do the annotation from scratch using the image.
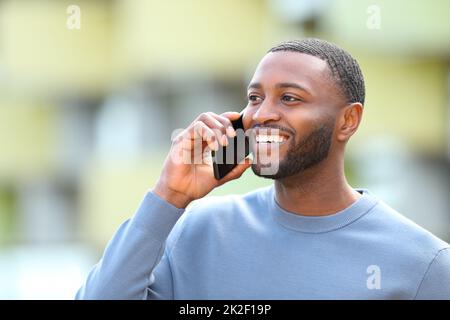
[221,135,228,146]
[226,126,236,138]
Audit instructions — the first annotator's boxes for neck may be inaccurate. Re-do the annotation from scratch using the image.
[274,155,361,216]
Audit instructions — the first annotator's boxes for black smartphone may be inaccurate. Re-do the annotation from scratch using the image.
[211,112,250,180]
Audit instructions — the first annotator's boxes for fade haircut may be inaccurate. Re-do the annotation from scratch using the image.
[269,38,365,105]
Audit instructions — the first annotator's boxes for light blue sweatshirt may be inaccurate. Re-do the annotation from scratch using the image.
[76,185,450,299]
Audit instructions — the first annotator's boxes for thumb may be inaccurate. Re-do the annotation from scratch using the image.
[217,157,252,185]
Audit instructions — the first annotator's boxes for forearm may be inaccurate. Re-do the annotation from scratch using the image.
[76,191,184,300]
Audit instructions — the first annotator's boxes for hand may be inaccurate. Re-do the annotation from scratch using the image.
[153,111,252,208]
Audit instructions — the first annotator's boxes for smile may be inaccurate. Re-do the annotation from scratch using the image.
[255,134,288,144]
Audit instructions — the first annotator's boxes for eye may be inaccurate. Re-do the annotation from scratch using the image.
[248,94,263,103]
[281,95,300,102]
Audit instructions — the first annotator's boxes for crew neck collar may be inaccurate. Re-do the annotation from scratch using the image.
[268,185,379,234]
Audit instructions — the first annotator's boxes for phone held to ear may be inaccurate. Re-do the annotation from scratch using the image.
[211,112,250,180]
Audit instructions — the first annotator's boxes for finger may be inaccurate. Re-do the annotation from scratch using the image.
[182,140,215,165]
[220,111,245,138]
[198,113,228,134]
[191,121,220,151]
[205,112,238,138]
[220,111,242,121]
[191,143,210,164]
[203,148,213,165]
[176,125,217,165]
[196,114,231,146]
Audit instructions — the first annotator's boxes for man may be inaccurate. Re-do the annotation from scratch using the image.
[77,38,450,299]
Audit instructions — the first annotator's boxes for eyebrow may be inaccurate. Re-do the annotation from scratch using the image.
[247,82,262,90]
[247,82,311,95]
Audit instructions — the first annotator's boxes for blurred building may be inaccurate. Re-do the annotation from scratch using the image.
[0,0,449,298]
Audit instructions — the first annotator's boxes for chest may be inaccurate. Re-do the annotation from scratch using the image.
[170,233,416,299]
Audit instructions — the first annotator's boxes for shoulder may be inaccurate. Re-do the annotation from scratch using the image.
[375,198,448,248]
[363,191,449,261]
[355,191,450,298]
[414,247,450,299]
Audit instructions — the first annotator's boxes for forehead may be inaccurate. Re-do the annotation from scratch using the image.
[249,51,331,93]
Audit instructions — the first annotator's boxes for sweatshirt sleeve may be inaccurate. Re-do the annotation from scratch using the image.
[75,191,185,300]
[414,247,450,300]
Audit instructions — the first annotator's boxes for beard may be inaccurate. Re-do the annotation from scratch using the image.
[251,119,335,179]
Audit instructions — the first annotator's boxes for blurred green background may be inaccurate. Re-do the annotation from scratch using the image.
[0,0,449,299]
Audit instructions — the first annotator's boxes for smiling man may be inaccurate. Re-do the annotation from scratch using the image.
[77,39,450,300]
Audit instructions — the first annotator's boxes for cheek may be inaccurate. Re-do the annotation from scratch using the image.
[286,108,322,135]
[242,108,252,130]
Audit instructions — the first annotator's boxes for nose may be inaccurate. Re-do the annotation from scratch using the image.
[251,100,281,124]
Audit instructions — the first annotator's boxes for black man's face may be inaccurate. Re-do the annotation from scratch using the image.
[243,51,344,179]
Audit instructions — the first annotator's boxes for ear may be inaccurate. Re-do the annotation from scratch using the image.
[336,103,363,142]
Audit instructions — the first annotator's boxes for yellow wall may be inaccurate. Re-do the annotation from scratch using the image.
[354,55,448,154]
[114,0,270,78]
[0,0,113,95]
[0,103,57,180]
[322,0,450,55]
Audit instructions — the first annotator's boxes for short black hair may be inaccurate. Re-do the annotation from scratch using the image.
[268,38,365,105]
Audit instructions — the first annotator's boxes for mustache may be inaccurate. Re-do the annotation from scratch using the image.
[250,124,295,136]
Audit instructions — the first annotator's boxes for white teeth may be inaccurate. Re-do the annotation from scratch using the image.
[256,135,287,143]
